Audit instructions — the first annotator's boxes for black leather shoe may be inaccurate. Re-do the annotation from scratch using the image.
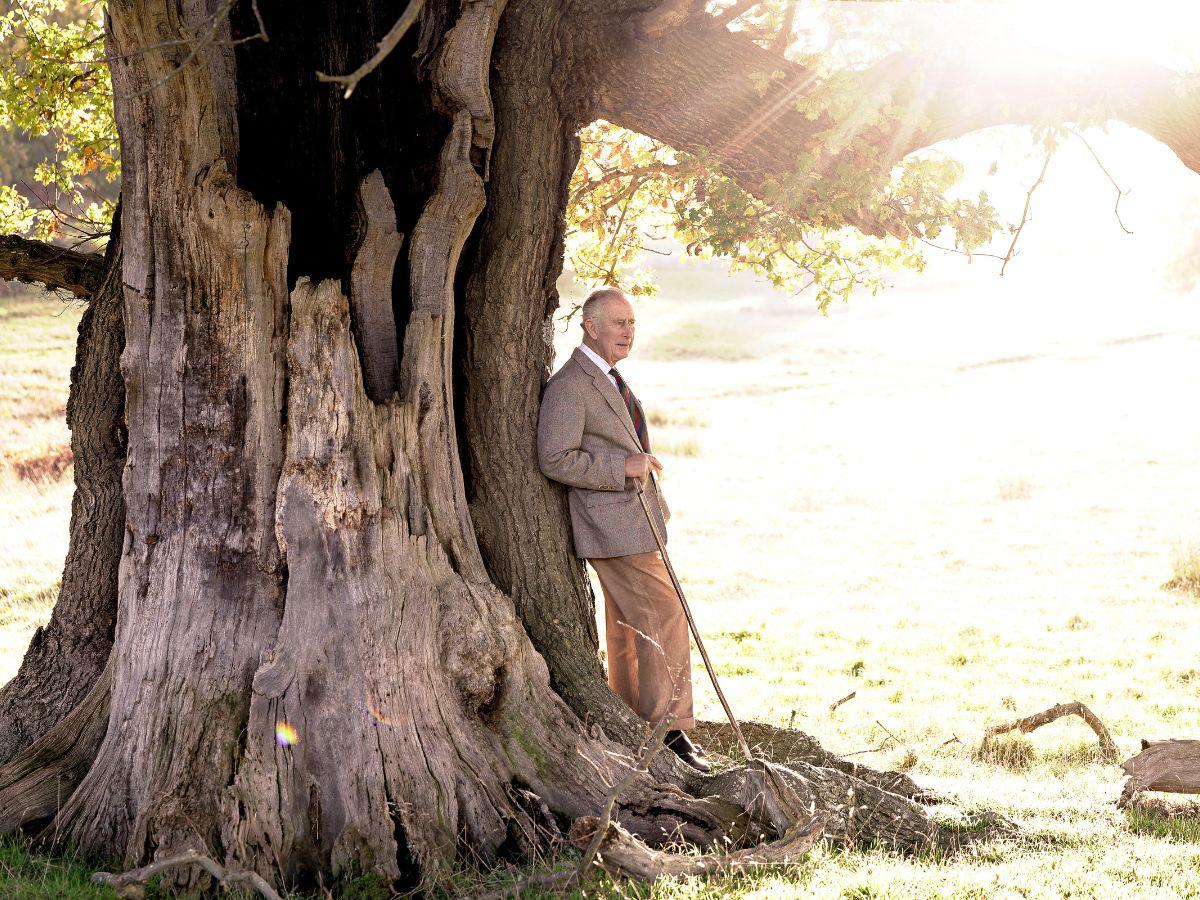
[665,729,711,773]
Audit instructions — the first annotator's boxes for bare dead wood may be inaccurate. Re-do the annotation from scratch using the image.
[349,169,402,402]
[982,702,1120,764]
[1120,739,1200,805]
[829,691,856,714]
[0,234,104,298]
[576,717,675,880]
[92,849,282,900]
[567,811,825,881]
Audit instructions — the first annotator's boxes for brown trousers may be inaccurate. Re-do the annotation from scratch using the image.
[589,550,695,730]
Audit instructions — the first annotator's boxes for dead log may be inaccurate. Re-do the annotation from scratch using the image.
[981,702,1120,764]
[1120,740,1200,805]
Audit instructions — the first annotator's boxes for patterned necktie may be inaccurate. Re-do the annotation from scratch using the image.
[609,367,650,452]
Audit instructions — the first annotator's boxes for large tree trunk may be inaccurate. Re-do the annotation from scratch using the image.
[0,231,124,765]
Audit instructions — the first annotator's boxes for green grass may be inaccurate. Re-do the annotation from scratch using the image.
[642,319,757,362]
[0,837,115,899]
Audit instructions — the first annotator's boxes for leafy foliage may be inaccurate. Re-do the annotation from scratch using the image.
[0,0,115,244]
[0,0,1005,310]
[565,2,1001,311]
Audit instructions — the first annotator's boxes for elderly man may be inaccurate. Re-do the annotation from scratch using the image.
[537,287,709,772]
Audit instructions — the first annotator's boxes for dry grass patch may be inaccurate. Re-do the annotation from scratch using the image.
[1163,541,1200,597]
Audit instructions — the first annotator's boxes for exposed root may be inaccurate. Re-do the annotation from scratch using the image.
[568,812,826,881]
[983,702,1120,765]
[92,849,282,900]
[0,661,111,835]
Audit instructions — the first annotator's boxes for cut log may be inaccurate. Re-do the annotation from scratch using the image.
[981,702,1120,764]
[1120,740,1200,804]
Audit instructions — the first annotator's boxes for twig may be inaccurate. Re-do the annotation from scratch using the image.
[840,741,891,758]
[875,719,902,746]
[1068,126,1133,234]
[1000,144,1055,276]
[829,691,856,714]
[576,717,675,878]
[938,734,961,749]
[982,701,1120,763]
[317,0,425,98]
[92,850,283,900]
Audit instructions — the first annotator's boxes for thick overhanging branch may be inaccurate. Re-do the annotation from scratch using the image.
[599,20,1200,237]
[0,234,104,298]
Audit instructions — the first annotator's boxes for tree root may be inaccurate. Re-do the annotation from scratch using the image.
[982,702,1120,764]
[692,719,937,802]
[0,661,110,835]
[568,811,826,881]
[92,850,282,900]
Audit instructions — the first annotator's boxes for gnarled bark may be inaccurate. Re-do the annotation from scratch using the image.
[0,231,124,765]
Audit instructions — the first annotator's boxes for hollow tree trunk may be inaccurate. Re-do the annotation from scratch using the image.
[0,231,125,765]
[0,1,1001,891]
[460,0,656,752]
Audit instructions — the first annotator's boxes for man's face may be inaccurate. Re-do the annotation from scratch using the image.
[584,295,635,366]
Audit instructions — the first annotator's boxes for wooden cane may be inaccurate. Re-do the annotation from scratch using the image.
[636,474,754,763]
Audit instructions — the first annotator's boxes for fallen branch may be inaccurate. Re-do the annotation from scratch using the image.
[568,811,825,881]
[1119,739,1200,805]
[982,701,1119,764]
[829,691,856,714]
[92,849,282,900]
[0,234,104,298]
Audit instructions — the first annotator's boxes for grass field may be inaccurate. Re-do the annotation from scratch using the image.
[2,255,1200,897]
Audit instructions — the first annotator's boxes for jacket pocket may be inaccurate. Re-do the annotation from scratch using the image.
[582,488,636,508]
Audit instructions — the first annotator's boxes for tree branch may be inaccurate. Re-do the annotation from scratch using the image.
[0,234,104,298]
[599,24,1200,238]
[317,0,425,98]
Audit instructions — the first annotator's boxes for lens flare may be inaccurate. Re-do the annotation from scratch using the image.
[275,721,299,746]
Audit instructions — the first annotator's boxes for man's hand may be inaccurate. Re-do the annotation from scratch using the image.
[624,453,663,479]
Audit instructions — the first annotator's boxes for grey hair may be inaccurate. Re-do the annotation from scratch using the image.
[581,287,627,327]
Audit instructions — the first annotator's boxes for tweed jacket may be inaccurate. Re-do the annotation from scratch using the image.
[537,347,670,559]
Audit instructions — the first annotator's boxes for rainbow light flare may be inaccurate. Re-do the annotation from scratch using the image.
[275,721,299,746]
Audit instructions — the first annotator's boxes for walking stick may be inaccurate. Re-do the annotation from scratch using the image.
[636,474,754,764]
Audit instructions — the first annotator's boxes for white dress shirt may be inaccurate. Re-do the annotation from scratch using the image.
[579,342,619,389]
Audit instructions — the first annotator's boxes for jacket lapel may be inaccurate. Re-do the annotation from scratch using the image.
[571,347,643,450]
